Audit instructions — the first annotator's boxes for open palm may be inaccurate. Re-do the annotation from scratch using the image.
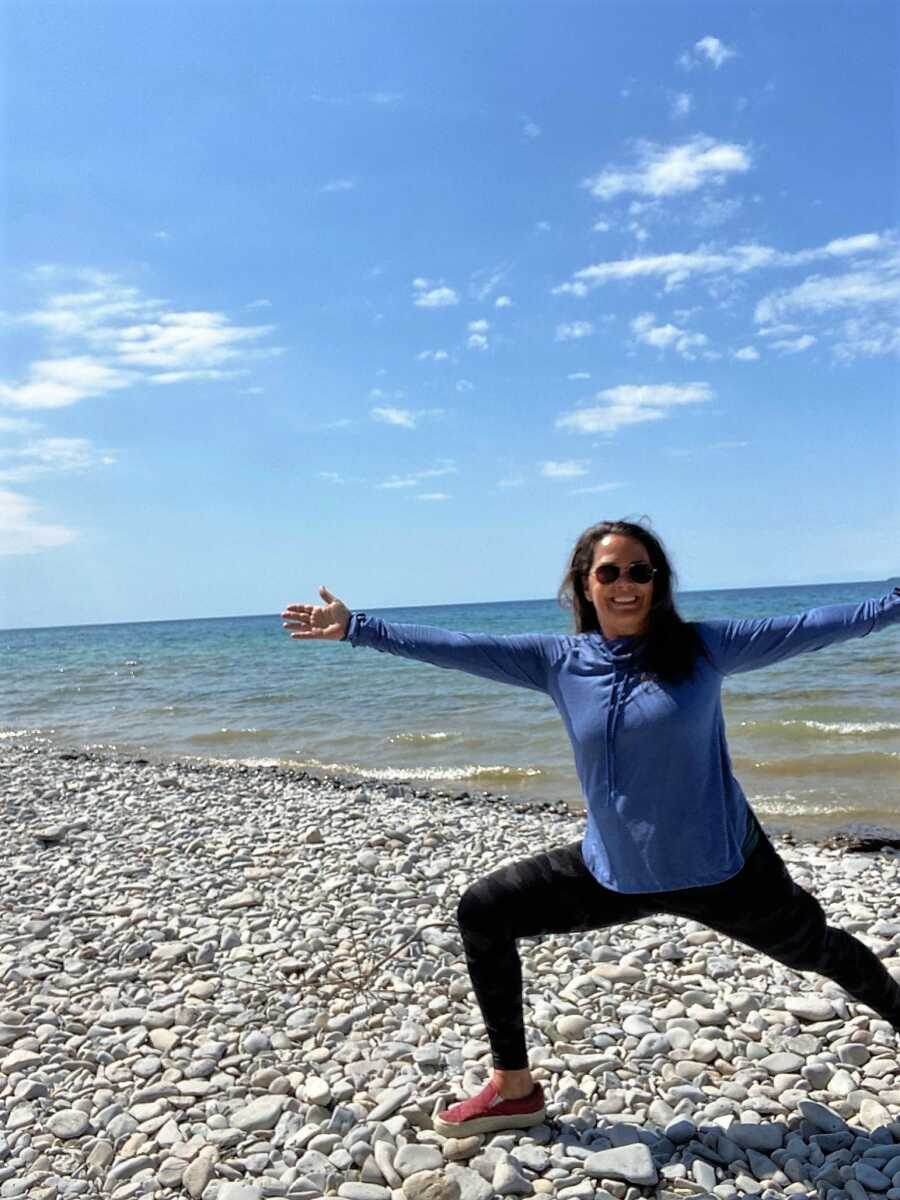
[282,587,351,641]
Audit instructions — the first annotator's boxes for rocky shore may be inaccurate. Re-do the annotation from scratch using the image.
[2,738,900,1200]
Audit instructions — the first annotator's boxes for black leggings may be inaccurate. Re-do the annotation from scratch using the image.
[456,825,900,1069]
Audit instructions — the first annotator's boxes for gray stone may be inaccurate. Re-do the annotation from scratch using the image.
[584,1145,658,1186]
[402,1171,461,1200]
[338,1186,392,1200]
[218,1186,265,1200]
[395,1146,444,1177]
[231,1095,285,1132]
[798,1101,850,1134]
[855,1162,892,1190]
[47,1110,91,1139]
[443,1164,492,1200]
[492,1159,532,1195]
[726,1123,785,1152]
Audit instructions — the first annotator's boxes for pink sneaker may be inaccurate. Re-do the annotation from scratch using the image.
[433,1079,546,1137]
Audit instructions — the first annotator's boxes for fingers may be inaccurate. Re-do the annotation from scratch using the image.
[319,585,336,603]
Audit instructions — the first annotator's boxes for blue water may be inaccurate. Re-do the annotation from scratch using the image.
[2,582,898,839]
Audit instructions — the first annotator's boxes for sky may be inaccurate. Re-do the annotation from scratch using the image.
[1,0,898,629]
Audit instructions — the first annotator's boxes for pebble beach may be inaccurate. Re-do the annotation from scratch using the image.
[3,738,900,1200]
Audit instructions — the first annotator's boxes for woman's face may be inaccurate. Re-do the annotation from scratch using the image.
[584,533,655,639]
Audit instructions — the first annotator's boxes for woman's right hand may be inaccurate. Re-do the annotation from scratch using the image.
[281,586,351,641]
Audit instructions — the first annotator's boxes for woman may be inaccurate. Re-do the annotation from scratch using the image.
[282,519,900,1139]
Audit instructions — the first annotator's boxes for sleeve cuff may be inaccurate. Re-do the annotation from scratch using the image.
[342,611,366,642]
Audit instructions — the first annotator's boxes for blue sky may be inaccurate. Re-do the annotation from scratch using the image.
[2,0,898,628]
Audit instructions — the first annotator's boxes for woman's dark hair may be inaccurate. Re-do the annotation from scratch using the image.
[557,518,706,684]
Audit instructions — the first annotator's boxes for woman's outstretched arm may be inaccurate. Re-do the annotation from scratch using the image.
[282,587,566,693]
[697,586,900,676]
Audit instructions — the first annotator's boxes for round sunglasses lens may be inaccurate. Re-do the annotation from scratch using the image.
[596,565,619,583]
[630,564,654,583]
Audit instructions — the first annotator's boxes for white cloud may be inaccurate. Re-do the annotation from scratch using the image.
[535,221,551,233]
[321,178,357,193]
[468,319,490,333]
[630,312,709,359]
[412,279,459,308]
[557,382,713,435]
[417,349,449,362]
[495,295,513,308]
[469,264,510,302]
[567,372,591,380]
[670,92,693,119]
[679,36,737,70]
[592,220,612,233]
[734,346,760,361]
[0,436,115,484]
[833,317,900,361]
[0,357,134,410]
[569,481,624,495]
[523,120,541,139]
[377,462,456,490]
[0,416,39,433]
[456,379,474,392]
[556,321,594,342]
[371,407,417,428]
[318,471,345,484]
[541,460,589,479]
[554,230,898,298]
[417,492,450,501]
[247,299,272,309]
[4,270,280,408]
[771,334,817,354]
[467,334,488,351]
[0,488,77,555]
[583,135,750,201]
[755,266,900,325]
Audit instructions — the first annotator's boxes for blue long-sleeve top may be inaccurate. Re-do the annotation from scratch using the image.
[343,590,900,894]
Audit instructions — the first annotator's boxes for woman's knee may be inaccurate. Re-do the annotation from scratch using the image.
[456,878,499,932]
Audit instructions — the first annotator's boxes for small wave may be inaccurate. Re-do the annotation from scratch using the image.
[0,727,45,739]
[738,751,899,778]
[281,756,544,784]
[739,719,900,736]
[387,731,452,744]
[188,728,277,745]
[792,720,900,735]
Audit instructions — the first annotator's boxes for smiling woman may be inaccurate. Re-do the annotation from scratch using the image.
[282,517,900,1137]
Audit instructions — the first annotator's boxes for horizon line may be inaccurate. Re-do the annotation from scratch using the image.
[2,575,896,635]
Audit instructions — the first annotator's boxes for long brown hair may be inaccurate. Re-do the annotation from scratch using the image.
[557,518,706,683]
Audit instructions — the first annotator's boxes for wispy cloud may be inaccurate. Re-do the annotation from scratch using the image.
[417,492,450,502]
[417,349,450,362]
[0,488,77,555]
[553,230,897,298]
[377,462,456,490]
[556,321,594,342]
[569,481,624,495]
[734,345,760,361]
[469,264,510,302]
[771,334,817,354]
[321,178,357,193]
[669,92,693,119]
[582,135,751,202]
[2,268,281,409]
[630,312,709,359]
[371,406,417,429]
[557,382,713,435]
[0,436,115,484]
[541,460,589,479]
[522,119,541,139]
[678,36,738,71]
[495,295,513,308]
[412,278,459,308]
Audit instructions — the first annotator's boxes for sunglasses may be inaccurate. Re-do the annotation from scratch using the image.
[589,562,657,585]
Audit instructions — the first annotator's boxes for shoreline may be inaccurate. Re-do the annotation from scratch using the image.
[6,731,900,853]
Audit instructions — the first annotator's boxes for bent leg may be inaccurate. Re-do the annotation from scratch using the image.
[456,841,660,1068]
[665,832,900,1030]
